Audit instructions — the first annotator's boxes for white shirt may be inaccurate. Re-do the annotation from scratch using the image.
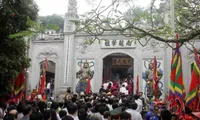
[47,83,51,89]
[120,87,128,94]
[107,104,113,111]
[126,109,143,120]
[135,99,143,113]
[103,83,108,90]
[69,114,79,120]
[122,82,128,87]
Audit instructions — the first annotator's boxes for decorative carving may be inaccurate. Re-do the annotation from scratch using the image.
[75,39,96,54]
[65,39,70,83]
[65,21,73,32]
[37,47,59,59]
[142,59,163,100]
[66,0,78,21]
[76,60,94,93]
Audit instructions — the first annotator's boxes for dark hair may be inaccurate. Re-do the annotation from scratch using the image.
[67,103,78,115]
[30,112,43,120]
[108,98,113,105]
[103,111,111,118]
[22,105,32,115]
[59,110,67,119]
[7,105,17,113]
[37,100,47,114]
[62,115,74,120]
[112,103,119,109]
[128,102,137,110]
[51,101,59,110]
[72,97,77,103]
[98,106,107,115]
[78,108,87,120]
[64,100,70,108]
[58,102,64,109]
[120,111,131,120]
[86,103,92,109]
[3,114,15,120]
[43,110,51,120]
[133,94,140,100]
[17,101,24,113]
[160,110,171,120]
[51,109,58,120]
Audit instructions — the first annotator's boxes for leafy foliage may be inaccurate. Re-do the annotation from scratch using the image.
[39,14,64,32]
[77,0,200,49]
[0,0,38,98]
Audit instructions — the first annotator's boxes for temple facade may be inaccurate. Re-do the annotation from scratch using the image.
[27,0,199,100]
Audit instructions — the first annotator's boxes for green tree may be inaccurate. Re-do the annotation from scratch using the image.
[0,0,38,98]
[77,0,200,51]
[39,14,64,32]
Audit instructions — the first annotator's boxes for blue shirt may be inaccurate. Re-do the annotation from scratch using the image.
[150,116,159,120]
[146,110,153,120]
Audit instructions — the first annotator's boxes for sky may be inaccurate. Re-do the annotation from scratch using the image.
[34,0,155,16]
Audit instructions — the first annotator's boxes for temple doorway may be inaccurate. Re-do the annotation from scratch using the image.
[40,60,55,100]
[103,53,134,84]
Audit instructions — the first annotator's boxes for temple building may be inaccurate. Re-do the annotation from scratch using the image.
[27,0,200,100]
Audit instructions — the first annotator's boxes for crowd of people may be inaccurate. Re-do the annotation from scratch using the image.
[100,80,133,96]
[1,86,200,120]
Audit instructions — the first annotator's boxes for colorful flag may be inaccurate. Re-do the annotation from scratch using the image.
[174,43,186,114]
[39,58,48,95]
[14,73,25,101]
[153,56,158,91]
[8,78,16,104]
[186,53,200,110]
[136,75,139,95]
[186,51,200,111]
[168,50,177,111]
[85,76,91,95]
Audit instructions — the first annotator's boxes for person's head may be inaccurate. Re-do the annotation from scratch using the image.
[50,102,59,111]
[78,108,87,120]
[104,111,111,120]
[112,103,119,109]
[58,102,64,109]
[17,101,24,113]
[62,115,74,120]
[153,106,159,116]
[7,105,16,113]
[50,109,58,120]
[90,113,102,120]
[139,92,143,97]
[160,109,171,120]
[67,103,78,115]
[30,112,43,120]
[3,114,16,120]
[37,100,47,113]
[127,102,137,110]
[59,110,67,119]
[120,111,131,120]
[43,110,51,120]
[22,105,32,116]
[98,106,107,115]
[133,94,140,100]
